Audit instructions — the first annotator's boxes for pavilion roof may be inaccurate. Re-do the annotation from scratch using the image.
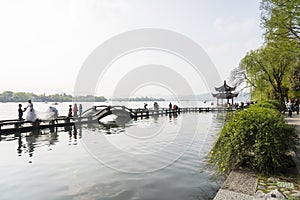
[215,80,236,92]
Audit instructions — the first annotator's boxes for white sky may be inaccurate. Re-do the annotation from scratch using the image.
[0,0,263,97]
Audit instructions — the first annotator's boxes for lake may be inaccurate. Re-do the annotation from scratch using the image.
[0,101,225,200]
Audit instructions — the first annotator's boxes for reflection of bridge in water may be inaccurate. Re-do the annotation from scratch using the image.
[0,105,235,135]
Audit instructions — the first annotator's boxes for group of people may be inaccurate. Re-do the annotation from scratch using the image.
[227,101,250,109]
[143,102,179,111]
[169,102,179,111]
[18,100,35,121]
[18,100,83,122]
[68,103,83,117]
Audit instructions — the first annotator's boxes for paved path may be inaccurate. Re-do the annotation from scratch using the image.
[285,114,300,174]
[213,169,258,200]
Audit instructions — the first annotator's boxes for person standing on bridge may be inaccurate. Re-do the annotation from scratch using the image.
[169,102,172,111]
[68,105,72,117]
[79,104,83,117]
[154,102,159,110]
[73,103,78,117]
[18,104,24,120]
[24,100,37,122]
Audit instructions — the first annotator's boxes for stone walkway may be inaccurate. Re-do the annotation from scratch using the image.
[285,114,300,174]
[213,169,258,200]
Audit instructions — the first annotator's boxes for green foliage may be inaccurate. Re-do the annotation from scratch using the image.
[257,100,285,111]
[260,0,300,52]
[251,102,277,110]
[241,45,296,102]
[209,106,298,175]
[232,1,299,101]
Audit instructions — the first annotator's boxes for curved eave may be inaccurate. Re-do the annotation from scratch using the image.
[212,93,239,99]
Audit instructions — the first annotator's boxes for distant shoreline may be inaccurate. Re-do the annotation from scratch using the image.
[0,91,167,103]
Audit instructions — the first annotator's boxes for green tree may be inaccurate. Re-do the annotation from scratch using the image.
[261,0,300,52]
[13,92,32,102]
[241,44,296,102]
[0,91,14,101]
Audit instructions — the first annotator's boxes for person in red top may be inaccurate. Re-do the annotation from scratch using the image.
[73,103,78,117]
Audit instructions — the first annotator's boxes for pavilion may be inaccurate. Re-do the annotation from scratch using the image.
[212,80,238,106]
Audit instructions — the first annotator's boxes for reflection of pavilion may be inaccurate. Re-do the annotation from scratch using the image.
[212,80,238,106]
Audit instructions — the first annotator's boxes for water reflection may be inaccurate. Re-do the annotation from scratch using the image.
[17,135,22,155]
[169,112,179,121]
[12,128,60,159]
[98,116,130,135]
[3,112,227,159]
[68,126,78,145]
[2,117,134,158]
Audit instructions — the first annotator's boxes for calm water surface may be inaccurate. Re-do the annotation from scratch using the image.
[0,102,225,200]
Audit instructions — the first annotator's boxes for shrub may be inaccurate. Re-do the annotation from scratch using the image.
[261,100,285,111]
[209,106,297,175]
[251,102,277,110]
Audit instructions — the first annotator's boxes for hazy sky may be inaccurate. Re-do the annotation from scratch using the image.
[0,0,263,97]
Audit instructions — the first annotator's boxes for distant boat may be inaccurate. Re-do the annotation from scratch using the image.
[45,101,48,104]
[52,102,59,105]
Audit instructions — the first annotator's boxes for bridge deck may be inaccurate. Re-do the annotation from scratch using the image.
[0,106,236,135]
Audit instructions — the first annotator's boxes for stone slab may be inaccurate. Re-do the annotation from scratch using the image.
[214,189,253,200]
[221,169,258,195]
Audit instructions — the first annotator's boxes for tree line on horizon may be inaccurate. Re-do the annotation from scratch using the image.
[231,0,299,103]
[0,91,107,102]
[0,91,166,102]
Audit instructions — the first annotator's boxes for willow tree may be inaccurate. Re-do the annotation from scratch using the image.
[241,44,296,102]
[261,0,300,52]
